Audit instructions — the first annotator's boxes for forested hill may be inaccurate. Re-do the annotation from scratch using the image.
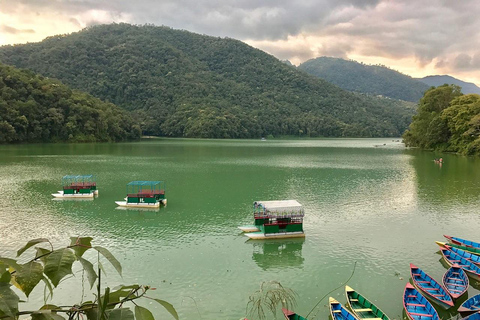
[0,63,141,143]
[298,57,430,102]
[0,23,414,138]
[417,75,480,95]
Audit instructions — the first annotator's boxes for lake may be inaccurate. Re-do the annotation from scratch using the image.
[1,138,480,319]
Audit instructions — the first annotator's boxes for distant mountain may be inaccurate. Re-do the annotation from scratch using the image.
[0,63,140,143]
[298,57,430,102]
[0,23,415,138]
[417,75,480,95]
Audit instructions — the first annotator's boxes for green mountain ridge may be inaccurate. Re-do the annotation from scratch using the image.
[298,56,430,102]
[417,75,480,95]
[0,23,415,138]
[0,63,141,143]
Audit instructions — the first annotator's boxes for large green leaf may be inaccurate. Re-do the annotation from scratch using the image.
[31,310,65,320]
[152,299,179,320]
[12,261,43,297]
[0,271,11,283]
[36,247,52,264]
[0,283,19,318]
[17,238,50,257]
[93,246,122,276]
[43,248,76,287]
[105,285,139,304]
[78,257,97,289]
[134,306,154,320]
[70,237,93,257]
[105,308,134,320]
[0,258,21,271]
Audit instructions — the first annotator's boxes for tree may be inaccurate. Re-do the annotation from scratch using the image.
[0,237,178,320]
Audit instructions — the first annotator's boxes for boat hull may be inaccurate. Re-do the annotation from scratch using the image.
[52,192,95,198]
[115,201,161,208]
[345,285,390,320]
[410,263,454,309]
[238,225,260,233]
[440,248,480,282]
[403,283,439,320]
[245,231,305,240]
[458,294,480,315]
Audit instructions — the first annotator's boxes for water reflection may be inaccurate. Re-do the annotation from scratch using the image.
[248,238,305,270]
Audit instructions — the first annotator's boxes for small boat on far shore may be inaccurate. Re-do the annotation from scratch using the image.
[282,308,307,320]
[443,264,469,300]
[410,263,453,309]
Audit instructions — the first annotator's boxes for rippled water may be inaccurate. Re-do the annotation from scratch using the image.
[1,138,480,319]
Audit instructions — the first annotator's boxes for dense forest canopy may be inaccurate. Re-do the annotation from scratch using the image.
[0,23,415,138]
[298,57,430,102]
[0,63,141,143]
[403,84,480,155]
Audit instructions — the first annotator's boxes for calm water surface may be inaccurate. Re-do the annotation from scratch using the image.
[1,138,480,319]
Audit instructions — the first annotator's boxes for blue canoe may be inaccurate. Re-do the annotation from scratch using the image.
[440,247,480,282]
[458,294,480,315]
[463,312,480,320]
[410,263,454,309]
[446,245,480,267]
[445,235,480,249]
[403,283,440,320]
[282,308,308,320]
[443,264,469,299]
[329,297,358,320]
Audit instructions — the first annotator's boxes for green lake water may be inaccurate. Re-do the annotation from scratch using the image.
[1,138,480,319]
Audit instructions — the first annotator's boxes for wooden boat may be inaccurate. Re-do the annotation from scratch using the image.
[444,246,480,266]
[115,181,166,208]
[52,175,98,198]
[403,283,440,320]
[458,294,480,315]
[242,200,305,240]
[345,286,390,320]
[436,241,480,256]
[410,263,453,309]
[439,247,480,282]
[462,312,480,320]
[282,308,308,320]
[443,264,469,300]
[329,297,358,320]
[445,235,480,249]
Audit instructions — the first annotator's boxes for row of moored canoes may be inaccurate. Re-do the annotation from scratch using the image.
[270,235,480,320]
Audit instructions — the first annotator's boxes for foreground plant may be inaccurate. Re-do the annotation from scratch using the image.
[0,237,178,320]
[246,281,297,320]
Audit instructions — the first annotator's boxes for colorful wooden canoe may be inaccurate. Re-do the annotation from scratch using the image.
[436,241,480,257]
[345,286,390,320]
[410,263,453,309]
[443,264,469,299]
[439,247,480,281]
[403,283,440,320]
[458,294,480,315]
[463,312,480,320]
[445,235,480,249]
[282,308,308,320]
[445,245,480,266]
[329,297,359,320]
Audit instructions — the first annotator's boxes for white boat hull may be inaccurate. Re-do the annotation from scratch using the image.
[52,192,95,198]
[238,225,260,233]
[245,231,305,240]
[115,201,161,208]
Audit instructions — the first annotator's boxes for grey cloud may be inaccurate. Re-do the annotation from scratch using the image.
[0,25,35,34]
[452,53,480,71]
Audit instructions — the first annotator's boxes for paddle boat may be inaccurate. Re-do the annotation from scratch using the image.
[115,181,166,208]
[403,283,440,320]
[439,247,480,281]
[436,241,480,256]
[282,308,308,320]
[443,264,469,300]
[458,294,480,315]
[239,200,305,239]
[52,175,98,198]
[345,286,390,320]
[445,235,480,249]
[329,297,358,320]
[410,263,453,309]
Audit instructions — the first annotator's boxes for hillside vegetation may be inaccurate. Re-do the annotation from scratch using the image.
[0,23,415,138]
[403,84,480,155]
[0,63,141,143]
[298,57,430,102]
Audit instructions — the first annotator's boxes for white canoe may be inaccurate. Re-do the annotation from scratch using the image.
[238,225,260,233]
[52,192,95,198]
[115,201,160,208]
[245,231,305,240]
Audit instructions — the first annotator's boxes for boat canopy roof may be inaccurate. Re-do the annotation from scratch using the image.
[63,175,94,180]
[127,181,162,186]
[254,200,304,215]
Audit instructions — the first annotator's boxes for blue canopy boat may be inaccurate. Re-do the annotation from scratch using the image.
[445,235,480,249]
[403,283,440,320]
[440,247,480,282]
[443,264,469,300]
[410,263,453,309]
[329,297,358,320]
[282,308,308,320]
[458,294,480,315]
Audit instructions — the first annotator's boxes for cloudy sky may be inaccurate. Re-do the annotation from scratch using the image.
[1,0,479,85]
